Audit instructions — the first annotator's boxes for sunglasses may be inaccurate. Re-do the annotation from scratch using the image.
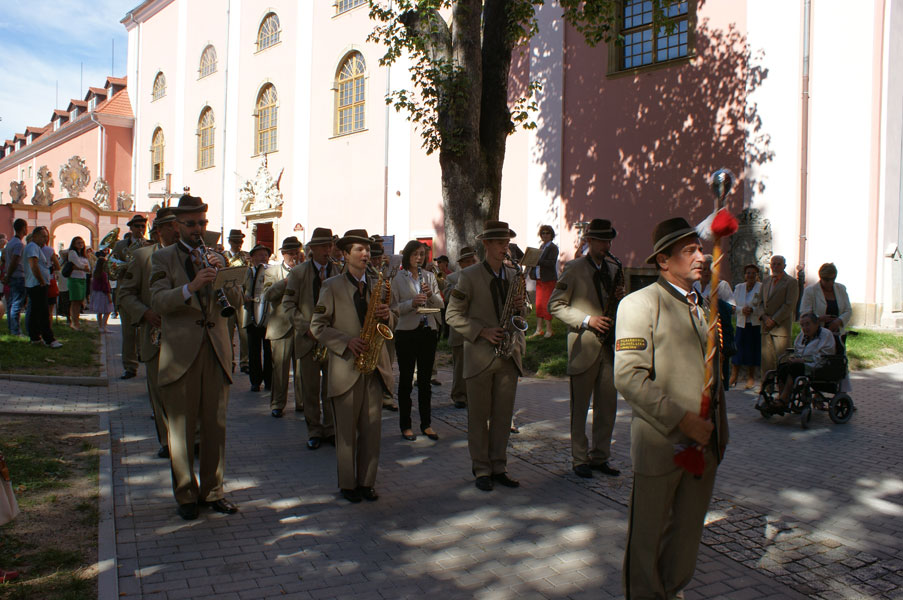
[179,219,209,227]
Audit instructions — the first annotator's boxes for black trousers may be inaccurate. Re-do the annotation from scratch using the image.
[26,285,55,343]
[776,361,806,383]
[246,324,272,388]
[395,325,438,432]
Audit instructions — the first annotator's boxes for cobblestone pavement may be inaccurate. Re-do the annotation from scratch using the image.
[0,323,900,599]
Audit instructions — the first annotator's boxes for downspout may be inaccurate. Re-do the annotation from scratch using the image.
[798,0,812,278]
[219,0,232,238]
[90,112,106,184]
[382,0,393,236]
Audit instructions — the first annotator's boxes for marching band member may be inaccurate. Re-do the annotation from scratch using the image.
[445,221,526,492]
[443,246,477,409]
[548,219,622,479]
[310,230,397,503]
[224,229,250,375]
[265,237,303,418]
[283,227,338,449]
[370,236,399,412]
[114,214,148,379]
[243,244,273,392]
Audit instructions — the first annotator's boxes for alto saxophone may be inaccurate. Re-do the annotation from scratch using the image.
[354,265,396,374]
[495,254,529,358]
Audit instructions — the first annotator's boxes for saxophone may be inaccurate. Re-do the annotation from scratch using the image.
[495,254,529,358]
[354,265,396,374]
[600,252,624,345]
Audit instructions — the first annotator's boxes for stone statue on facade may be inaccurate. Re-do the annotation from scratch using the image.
[9,181,27,204]
[116,191,134,212]
[59,156,91,198]
[93,177,111,209]
[31,166,55,206]
[730,208,773,285]
[239,161,284,215]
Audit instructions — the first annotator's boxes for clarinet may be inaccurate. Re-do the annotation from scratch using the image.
[601,252,623,345]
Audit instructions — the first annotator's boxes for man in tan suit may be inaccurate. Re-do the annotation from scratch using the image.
[149,194,240,520]
[117,208,179,459]
[265,237,302,418]
[549,219,622,479]
[756,254,799,376]
[283,227,337,448]
[243,244,273,392]
[614,217,729,599]
[224,229,250,375]
[443,246,477,409]
[310,229,397,503]
[113,214,148,379]
[446,221,526,492]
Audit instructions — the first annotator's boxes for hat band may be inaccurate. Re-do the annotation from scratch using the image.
[653,227,697,255]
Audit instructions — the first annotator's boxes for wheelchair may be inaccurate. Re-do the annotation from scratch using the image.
[754,337,854,429]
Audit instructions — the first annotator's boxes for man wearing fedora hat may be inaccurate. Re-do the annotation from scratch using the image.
[283,228,337,448]
[549,218,623,479]
[224,229,251,375]
[311,229,397,502]
[243,244,273,392]
[446,221,527,491]
[613,217,728,599]
[114,213,148,379]
[265,236,303,418]
[443,246,478,409]
[149,194,241,520]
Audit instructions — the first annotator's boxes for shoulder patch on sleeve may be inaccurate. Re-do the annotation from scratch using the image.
[616,337,647,351]
[555,282,568,290]
[284,289,296,296]
[150,271,166,284]
[314,304,326,314]
[451,289,466,300]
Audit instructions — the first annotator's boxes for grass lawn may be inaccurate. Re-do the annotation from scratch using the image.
[0,415,101,600]
[845,328,903,370]
[0,317,101,377]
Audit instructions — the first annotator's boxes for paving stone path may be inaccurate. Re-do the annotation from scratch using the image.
[1,321,900,599]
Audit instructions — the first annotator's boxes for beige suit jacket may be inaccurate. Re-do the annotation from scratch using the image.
[117,243,160,361]
[614,277,728,476]
[391,268,444,331]
[756,273,799,337]
[149,243,234,387]
[444,270,464,347]
[264,263,293,341]
[309,272,398,397]
[445,262,525,378]
[548,256,618,376]
[283,260,339,357]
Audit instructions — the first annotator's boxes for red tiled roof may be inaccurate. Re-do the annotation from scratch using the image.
[25,125,48,136]
[96,88,134,118]
[66,99,88,111]
[85,86,108,100]
[105,76,127,87]
[52,109,69,120]
[13,133,25,141]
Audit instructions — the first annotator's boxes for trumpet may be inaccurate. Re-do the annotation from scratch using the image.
[196,244,236,318]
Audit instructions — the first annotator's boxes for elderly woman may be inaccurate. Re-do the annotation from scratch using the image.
[731,264,762,389]
[800,262,852,340]
[771,312,835,407]
[530,225,559,338]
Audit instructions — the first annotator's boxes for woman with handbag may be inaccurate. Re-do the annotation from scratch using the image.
[530,225,559,338]
[65,236,90,330]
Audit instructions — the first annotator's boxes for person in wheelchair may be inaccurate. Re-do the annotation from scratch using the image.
[770,312,836,409]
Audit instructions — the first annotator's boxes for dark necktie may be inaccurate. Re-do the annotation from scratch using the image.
[687,291,701,320]
[313,263,327,303]
[349,273,367,326]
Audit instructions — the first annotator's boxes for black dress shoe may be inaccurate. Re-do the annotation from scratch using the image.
[383,403,398,412]
[453,400,466,409]
[240,366,250,374]
[307,437,321,450]
[401,432,417,441]
[589,462,621,476]
[157,446,170,459]
[250,384,260,392]
[357,486,379,501]
[323,435,336,446]
[177,502,199,520]
[431,379,441,386]
[120,370,137,380]
[264,384,272,391]
[573,464,593,478]
[341,488,361,503]
[491,472,520,488]
[475,476,494,491]
[295,406,304,412]
[203,498,239,514]
[421,429,439,441]
[271,408,283,418]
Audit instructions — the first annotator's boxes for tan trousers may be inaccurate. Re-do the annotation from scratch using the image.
[451,344,466,405]
[331,374,383,489]
[270,335,302,411]
[465,357,518,477]
[761,331,790,375]
[623,450,717,600]
[570,346,617,467]
[299,351,334,438]
[229,313,249,370]
[160,338,230,505]
[146,353,168,448]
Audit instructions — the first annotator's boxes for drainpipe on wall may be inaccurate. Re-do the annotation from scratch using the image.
[220,0,232,237]
[382,0,393,236]
[90,112,106,184]
[797,0,812,309]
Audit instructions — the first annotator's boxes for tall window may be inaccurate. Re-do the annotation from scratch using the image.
[199,45,217,78]
[614,0,692,72]
[256,13,280,51]
[151,128,165,181]
[255,85,278,155]
[197,108,215,169]
[152,72,166,100]
[336,0,366,14]
[335,52,366,135]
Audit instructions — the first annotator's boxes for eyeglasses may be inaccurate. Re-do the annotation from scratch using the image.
[179,219,208,227]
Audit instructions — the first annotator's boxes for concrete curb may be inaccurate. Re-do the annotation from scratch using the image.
[96,412,118,600]
[0,328,109,387]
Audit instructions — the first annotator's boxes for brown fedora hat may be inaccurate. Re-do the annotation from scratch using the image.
[249,243,272,257]
[476,220,516,240]
[227,229,245,242]
[126,214,147,227]
[646,217,698,264]
[153,207,177,226]
[336,229,371,252]
[171,194,208,214]
[457,246,476,262]
[308,227,334,245]
[279,236,302,251]
[584,218,617,241]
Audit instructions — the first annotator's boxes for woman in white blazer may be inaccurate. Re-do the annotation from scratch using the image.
[390,240,444,441]
[732,264,762,389]
[799,263,852,337]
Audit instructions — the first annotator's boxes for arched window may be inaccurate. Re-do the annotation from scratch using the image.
[256,13,280,51]
[151,128,165,181]
[336,0,366,14]
[255,84,278,155]
[335,52,366,135]
[152,72,166,101]
[199,45,217,78]
[197,108,215,169]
